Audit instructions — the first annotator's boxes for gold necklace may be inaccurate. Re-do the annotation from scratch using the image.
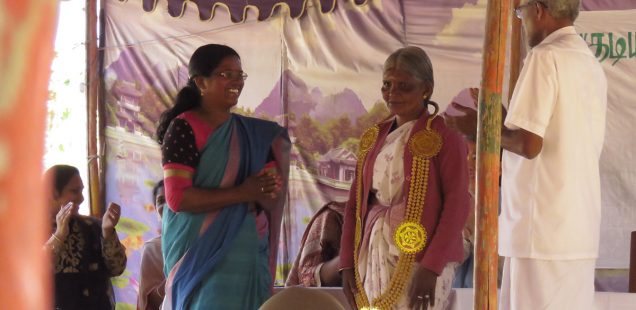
[353,115,442,310]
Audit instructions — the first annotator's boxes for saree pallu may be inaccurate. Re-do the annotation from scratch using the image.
[162,114,289,310]
[285,201,345,287]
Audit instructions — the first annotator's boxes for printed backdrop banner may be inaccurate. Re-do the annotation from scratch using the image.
[575,10,636,268]
[103,0,635,307]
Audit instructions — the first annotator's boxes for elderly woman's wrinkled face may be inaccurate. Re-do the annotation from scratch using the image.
[381,68,430,118]
[53,174,83,215]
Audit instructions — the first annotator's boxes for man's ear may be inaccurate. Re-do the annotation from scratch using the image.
[535,2,546,20]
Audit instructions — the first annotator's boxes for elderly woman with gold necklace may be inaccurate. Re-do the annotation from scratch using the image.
[340,46,470,310]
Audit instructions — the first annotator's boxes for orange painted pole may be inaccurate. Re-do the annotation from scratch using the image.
[474,0,510,308]
[0,0,59,309]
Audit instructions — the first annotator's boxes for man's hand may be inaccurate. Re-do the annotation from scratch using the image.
[444,87,479,141]
[445,102,478,141]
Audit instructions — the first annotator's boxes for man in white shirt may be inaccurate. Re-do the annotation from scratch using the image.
[445,0,607,309]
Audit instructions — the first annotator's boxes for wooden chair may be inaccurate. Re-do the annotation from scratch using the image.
[260,287,346,310]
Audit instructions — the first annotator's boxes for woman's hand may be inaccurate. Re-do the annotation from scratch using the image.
[102,202,121,238]
[341,268,358,309]
[240,170,282,207]
[408,265,438,310]
[54,202,74,240]
[319,255,343,286]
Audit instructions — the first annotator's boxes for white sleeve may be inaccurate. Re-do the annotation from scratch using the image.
[505,49,557,138]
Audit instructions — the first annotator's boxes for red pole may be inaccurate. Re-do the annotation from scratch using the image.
[474,0,510,308]
[0,0,59,308]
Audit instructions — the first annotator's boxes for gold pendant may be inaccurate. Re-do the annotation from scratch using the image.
[394,222,427,254]
[409,130,442,159]
[359,125,380,155]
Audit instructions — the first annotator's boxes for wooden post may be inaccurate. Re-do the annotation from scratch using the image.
[475,0,510,308]
[630,231,636,293]
[87,0,103,216]
[0,0,58,308]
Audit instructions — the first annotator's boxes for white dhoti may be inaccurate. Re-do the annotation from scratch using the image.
[499,257,596,310]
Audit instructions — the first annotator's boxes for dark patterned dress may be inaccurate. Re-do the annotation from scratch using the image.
[53,215,127,310]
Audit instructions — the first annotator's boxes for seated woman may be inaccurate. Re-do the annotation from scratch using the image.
[340,46,470,310]
[286,201,346,287]
[43,165,127,310]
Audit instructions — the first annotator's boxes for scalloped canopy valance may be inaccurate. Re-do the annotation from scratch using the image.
[140,0,369,22]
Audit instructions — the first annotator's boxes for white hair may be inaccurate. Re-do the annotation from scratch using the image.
[543,0,580,21]
[384,46,434,92]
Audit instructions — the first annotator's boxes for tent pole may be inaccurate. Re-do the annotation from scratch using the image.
[87,0,104,216]
[630,231,636,293]
[474,0,510,308]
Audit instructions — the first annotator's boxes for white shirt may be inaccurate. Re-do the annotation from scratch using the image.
[499,26,607,259]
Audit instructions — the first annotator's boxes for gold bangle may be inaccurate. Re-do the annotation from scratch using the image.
[338,267,353,275]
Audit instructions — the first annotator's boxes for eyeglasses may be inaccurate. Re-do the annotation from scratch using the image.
[514,0,547,19]
[214,70,248,81]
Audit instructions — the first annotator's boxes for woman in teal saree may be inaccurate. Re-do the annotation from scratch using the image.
[155,44,290,310]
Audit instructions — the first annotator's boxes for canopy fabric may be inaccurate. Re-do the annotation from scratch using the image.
[138,0,368,22]
[130,0,636,23]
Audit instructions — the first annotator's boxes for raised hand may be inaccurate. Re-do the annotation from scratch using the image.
[102,202,121,238]
[54,202,75,239]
